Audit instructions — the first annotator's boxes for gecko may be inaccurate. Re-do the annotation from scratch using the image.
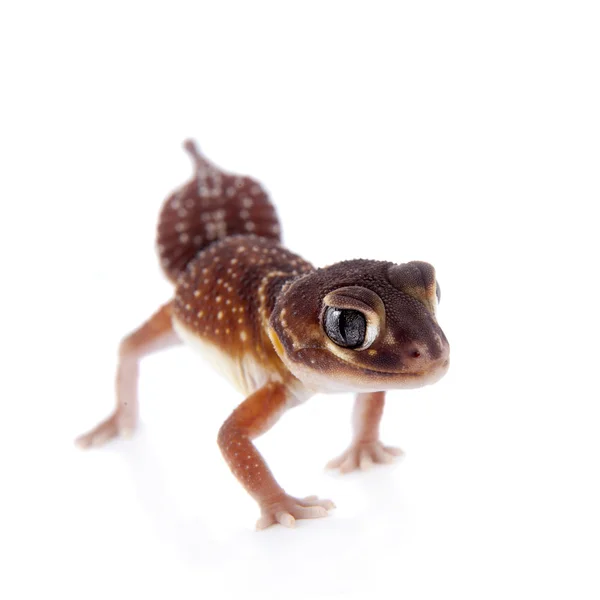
[76,140,450,530]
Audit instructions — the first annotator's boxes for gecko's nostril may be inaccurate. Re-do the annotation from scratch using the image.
[410,350,421,359]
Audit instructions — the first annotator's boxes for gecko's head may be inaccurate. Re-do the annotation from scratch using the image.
[268,259,449,393]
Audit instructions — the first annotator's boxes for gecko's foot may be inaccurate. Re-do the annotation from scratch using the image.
[256,494,336,530]
[326,441,404,474]
[75,410,137,449]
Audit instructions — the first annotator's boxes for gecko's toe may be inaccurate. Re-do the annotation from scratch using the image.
[257,493,335,530]
[301,496,336,510]
[327,441,404,474]
[276,512,296,528]
[75,411,136,449]
[256,515,275,530]
[359,452,374,471]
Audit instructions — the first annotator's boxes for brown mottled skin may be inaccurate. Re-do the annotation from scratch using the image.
[77,140,450,530]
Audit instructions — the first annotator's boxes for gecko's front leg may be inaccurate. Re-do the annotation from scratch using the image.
[327,391,404,473]
[218,381,335,529]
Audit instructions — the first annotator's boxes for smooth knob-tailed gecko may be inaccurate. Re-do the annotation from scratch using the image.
[77,140,450,530]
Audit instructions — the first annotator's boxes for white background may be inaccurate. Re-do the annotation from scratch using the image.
[1,1,599,598]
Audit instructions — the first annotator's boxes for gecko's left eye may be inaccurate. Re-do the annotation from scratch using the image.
[324,307,366,349]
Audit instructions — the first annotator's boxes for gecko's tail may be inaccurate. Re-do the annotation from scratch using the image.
[156,140,281,283]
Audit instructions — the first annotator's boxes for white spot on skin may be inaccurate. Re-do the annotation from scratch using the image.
[217,311,223,320]
[240,331,248,342]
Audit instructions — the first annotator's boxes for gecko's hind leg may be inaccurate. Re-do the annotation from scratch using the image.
[76,301,180,448]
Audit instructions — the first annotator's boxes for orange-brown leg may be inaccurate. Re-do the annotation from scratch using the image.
[76,301,180,448]
[326,391,404,473]
[218,381,335,529]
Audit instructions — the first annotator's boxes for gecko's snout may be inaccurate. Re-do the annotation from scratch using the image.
[399,339,449,373]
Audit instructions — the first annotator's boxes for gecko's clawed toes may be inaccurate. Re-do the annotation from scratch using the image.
[75,411,136,449]
[257,493,335,530]
[327,441,404,474]
[301,495,336,510]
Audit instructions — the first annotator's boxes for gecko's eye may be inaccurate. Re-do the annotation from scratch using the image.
[324,307,366,349]
[436,280,441,303]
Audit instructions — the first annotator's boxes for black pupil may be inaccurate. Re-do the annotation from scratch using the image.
[324,307,366,349]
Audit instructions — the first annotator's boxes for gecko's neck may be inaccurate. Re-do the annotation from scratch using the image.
[257,269,312,332]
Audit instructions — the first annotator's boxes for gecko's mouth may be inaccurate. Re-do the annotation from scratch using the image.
[360,358,449,378]
[361,367,423,377]
[282,346,449,393]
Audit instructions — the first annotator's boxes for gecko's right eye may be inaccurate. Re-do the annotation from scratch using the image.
[324,307,366,349]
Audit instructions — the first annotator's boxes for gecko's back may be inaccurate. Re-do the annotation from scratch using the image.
[173,235,313,395]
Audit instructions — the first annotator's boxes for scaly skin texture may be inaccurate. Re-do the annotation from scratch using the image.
[77,140,450,530]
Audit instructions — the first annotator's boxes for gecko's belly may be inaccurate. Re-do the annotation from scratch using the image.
[172,317,274,396]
